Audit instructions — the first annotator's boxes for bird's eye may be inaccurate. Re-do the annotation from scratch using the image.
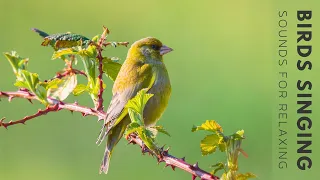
[151,44,160,50]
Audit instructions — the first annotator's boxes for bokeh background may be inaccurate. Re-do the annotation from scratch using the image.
[0,0,318,179]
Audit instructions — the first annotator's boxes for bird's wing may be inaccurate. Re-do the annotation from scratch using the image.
[96,63,155,145]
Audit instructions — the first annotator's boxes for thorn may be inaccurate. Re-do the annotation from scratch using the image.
[180,157,186,161]
[27,99,33,104]
[192,174,197,180]
[165,163,176,171]
[81,112,87,117]
[127,139,136,145]
[8,96,13,102]
[191,162,199,169]
[141,144,148,154]
[70,110,74,114]
[160,144,166,151]
[74,101,78,105]
[0,118,8,129]
[163,147,170,155]
[157,156,164,164]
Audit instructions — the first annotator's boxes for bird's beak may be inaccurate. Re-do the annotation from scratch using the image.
[160,45,173,55]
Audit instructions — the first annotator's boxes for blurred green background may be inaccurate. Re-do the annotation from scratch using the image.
[0,0,318,179]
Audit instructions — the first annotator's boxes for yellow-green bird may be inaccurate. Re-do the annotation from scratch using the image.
[96,37,173,174]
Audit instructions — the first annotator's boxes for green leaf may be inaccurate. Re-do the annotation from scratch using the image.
[150,126,171,137]
[14,80,29,89]
[127,108,143,125]
[72,84,87,96]
[20,70,40,92]
[217,135,227,152]
[236,173,256,180]
[39,79,64,90]
[232,130,245,140]
[102,57,121,81]
[4,51,28,79]
[124,122,143,137]
[200,134,220,155]
[90,77,106,96]
[221,173,228,180]
[192,120,223,133]
[79,45,97,58]
[91,35,99,43]
[124,89,159,154]
[125,89,154,116]
[210,162,226,175]
[52,48,78,59]
[81,56,96,87]
[47,74,77,101]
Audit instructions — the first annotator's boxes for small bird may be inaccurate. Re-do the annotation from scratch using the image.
[97,37,173,174]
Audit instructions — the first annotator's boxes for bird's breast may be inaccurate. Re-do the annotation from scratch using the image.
[143,66,171,127]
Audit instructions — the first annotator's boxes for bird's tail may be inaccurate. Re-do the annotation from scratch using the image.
[31,28,49,38]
[99,118,130,174]
[100,145,112,174]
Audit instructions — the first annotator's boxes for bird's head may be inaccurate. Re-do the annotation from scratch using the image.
[128,37,173,63]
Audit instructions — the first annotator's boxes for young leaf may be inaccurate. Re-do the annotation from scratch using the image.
[72,84,87,96]
[47,74,77,101]
[125,89,153,116]
[4,51,28,79]
[236,173,257,180]
[232,130,245,140]
[210,162,226,175]
[192,120,223,133]
[150,126,171,137]
[91,35,99,43]
[127,108,143,125]
[40,79,64,90]
[200,134,220,155]
[218,136,227,152]
[20,70,40,92]
[14,80,29,89]
[79,45,97,58]
[81,56,96,86]
[124,122,142,137]
[102,57,121,81]
[52,48,79,60]
[90,77,106,96]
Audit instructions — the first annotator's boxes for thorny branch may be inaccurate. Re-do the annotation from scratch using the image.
[0,90,219,180]
[95,26,109,111]
[0,27,219,179]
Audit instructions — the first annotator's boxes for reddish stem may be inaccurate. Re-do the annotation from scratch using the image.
[95,27,109,111]
[0,90,106,128]
[0,89,219,179]
[128,134,219,180]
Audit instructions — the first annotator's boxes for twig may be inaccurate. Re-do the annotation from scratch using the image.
[54,69,87,79]
[95,26,109,111]
[0,89,219,179]
[0,104,60,129]
[128,134,219,180]
[0,90,106,128]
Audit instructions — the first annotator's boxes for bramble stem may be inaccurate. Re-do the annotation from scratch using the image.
[0,89,219,179]
[95,27,109,111]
